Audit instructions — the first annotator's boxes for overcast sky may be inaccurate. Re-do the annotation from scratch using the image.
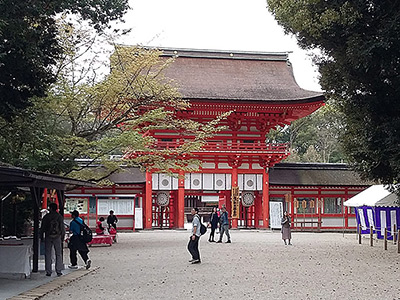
[114,0,321,91]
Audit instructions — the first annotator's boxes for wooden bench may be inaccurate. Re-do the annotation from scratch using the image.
[88,235,113,246]
[293,221,322,232]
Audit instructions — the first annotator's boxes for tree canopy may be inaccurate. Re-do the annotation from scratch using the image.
[0,24,226,182]
[0,0,129,120]
[268,0,400,187]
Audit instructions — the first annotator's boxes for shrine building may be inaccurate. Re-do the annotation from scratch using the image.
[65,48,370,231]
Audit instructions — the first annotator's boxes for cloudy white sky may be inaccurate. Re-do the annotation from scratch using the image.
[114,0,321,91]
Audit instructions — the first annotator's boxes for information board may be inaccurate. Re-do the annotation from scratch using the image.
[98,199,134,215]
[269,201,283,229]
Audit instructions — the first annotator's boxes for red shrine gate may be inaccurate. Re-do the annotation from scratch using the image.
[126,48,325,229]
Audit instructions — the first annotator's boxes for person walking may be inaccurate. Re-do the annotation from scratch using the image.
[40,202,65,277]
[187,208,201,264]
[107,210,118,230]
[281,211,292,245]
[208,207,219,242]
[217,205,231,243]
[68,210,91,269]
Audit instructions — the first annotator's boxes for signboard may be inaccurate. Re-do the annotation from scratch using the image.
[269,201,283,229]
[65,198,88,214]
[98,199,134,215]
[231,186,240,218]
[135,208,143,229]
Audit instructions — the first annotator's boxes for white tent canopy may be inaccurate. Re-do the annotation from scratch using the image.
[344,185,399,207]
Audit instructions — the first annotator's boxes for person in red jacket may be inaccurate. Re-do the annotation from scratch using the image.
[95,217,105,235]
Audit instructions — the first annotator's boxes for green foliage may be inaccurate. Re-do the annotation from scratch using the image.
[0,0,129,120]
[0,25,226,182]
[268,0,400,186]
[269,102,345,163]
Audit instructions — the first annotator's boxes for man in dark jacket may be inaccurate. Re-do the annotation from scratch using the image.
[107,210,118,230]
[40,202,65,276]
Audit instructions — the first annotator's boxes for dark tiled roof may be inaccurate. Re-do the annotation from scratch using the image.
[108,168,145,184]
[270,163,373,186]
[160,48,324,103]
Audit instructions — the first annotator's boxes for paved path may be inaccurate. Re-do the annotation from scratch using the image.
[39,231,399,300]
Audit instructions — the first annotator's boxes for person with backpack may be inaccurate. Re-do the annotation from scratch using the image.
[68,210,91,270]
[40,202,65,277]
[187,207,202,264]
[216,205,231,243]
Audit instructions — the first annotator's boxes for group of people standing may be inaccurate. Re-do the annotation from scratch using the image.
[188,207,293,264]
[187,205,232,265]
[40,204,119,277]
[40,204,91,276]
[208,206,231,243]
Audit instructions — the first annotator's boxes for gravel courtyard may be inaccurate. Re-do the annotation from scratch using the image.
[42,230,399,300]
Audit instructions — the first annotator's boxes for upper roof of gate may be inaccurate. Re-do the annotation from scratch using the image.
[159,47,324,104]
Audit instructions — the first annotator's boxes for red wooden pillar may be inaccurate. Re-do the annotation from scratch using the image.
[344,188,349,229]
[262,167,270,228]
[254,192,263,229]
[231,166,238,229]
[218,191,226,208]
[177,170,185,229]
[317,187,322,228]
[145,170,153,229]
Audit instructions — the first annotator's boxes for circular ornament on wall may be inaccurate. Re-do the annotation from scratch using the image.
[156,191,170,206]
[193,179,200,186]
[241,192,255,207]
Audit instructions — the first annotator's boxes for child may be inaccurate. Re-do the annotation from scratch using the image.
[95,217,106,235]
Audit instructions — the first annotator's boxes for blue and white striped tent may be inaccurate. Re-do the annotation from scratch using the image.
[344,185,400,240]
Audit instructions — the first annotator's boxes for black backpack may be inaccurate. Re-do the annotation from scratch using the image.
[196,215,207,235]
[73,219,93,243]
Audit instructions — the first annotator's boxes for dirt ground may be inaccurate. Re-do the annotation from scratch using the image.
[41,230,400,300]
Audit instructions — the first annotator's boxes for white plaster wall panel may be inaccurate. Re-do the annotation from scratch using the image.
[172,176,178,190]
[214,174,226,190]
[159,173,171,190]
[226,174,232,189]
[191,173,202,190]
[321,217,343,226]
[256,174,263,191]
[218,163,231,169]
[202,163,215,169]
[238,174,244,190]
[185,173,191,189]
[238,163,250,169]
[348,216,357,227]
[152,173,159,190]
[244,174,257,191]
[252,163,263,170]
[203,173,214,190]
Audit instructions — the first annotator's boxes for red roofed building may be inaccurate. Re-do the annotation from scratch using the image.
[137,48,325,230]
[65,48,370,232]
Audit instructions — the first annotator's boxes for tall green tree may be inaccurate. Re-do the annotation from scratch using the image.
[0,0,129,120]
[268,1,400,187]
[268,102,345,163]
[0,25,226,182]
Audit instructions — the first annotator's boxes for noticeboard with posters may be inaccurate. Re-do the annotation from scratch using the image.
[65,198,88,214]
[97,198,134,215]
